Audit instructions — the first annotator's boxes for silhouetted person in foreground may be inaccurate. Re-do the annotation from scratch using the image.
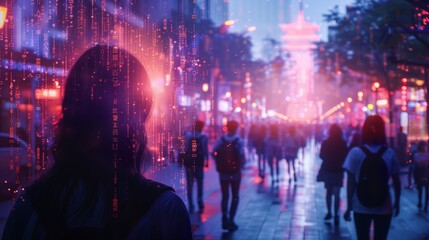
[2,45,193,240]
[319,124,348,225]
[343,115,401,240]
[212,120,246,231]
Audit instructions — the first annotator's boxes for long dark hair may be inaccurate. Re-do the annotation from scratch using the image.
[54,44,152,176]
[30,45,152,228]
[361,115,386,145]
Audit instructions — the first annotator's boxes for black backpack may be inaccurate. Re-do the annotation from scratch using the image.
[357,145,389,208]
[215,137,241,174]
[184,135,205,168]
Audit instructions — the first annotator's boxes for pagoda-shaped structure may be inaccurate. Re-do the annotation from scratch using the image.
[279,1,320,122]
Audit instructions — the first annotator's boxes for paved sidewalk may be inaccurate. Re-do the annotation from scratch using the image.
[146,139,429,240]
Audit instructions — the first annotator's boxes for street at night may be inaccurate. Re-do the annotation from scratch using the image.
[2,139,429,239]
[1,0,429,239]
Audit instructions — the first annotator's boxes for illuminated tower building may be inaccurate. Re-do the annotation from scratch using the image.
[279,1,319,122]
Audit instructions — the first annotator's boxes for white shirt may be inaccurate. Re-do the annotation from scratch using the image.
[343,145,400,215]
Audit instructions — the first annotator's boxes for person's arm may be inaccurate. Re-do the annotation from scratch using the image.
[392,173,401,217]
[343,171,355,221]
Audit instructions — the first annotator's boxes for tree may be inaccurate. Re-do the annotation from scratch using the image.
[317,0,429,141]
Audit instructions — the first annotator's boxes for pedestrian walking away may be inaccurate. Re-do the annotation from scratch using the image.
[183,120,209,213]
[284,125,300,182]
[265,123,283,187]
[212,120,246,231]
[343,115,401,240]
[413,140,429,212]
[254,124,267,179]
[318,123,348,225]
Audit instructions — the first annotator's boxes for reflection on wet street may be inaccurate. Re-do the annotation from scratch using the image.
[144,138,429,240]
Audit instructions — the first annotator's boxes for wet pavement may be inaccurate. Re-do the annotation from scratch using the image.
[146,139,429,240]
[1,139,429,239]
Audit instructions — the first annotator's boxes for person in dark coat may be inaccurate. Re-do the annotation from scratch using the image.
[319,124,348,225]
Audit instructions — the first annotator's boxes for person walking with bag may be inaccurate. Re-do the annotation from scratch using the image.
[212,120,246,231]
[183,120,209,213]
[319,124,348,225]
[343,115,401,240]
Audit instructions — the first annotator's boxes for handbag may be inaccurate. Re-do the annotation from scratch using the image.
[316,162,326,182]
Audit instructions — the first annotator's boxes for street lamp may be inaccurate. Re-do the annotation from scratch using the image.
[219,20,236,34]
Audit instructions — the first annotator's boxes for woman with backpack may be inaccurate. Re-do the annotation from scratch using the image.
[343,115,401,240]
[318,124,348,225]
[2,45,193,240]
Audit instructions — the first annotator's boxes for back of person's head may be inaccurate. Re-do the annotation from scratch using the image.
[54,44,152,177]
[194,120,205,132]
[226,120,239,135]
[328,124,343,141]
[361,115,386,145]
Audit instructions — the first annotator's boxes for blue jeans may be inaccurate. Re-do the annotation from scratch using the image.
[186,166,204,210]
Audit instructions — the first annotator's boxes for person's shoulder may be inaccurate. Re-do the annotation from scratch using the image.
[135,178,174,193]
[384,146,397,157]
[200,133,208,140]
[347,146,365,156]
[147,191,189,223]
[154,190,186,209]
